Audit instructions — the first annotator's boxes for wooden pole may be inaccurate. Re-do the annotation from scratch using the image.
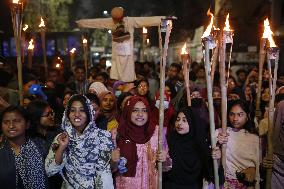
[157,19,173,189]
[255,38,267,121]
[40,29,48,77]
[203,38,220,189]
[181,53,191,106]
[11,2,24,106]
[28,49,33,70]
[83,41,88,81]
[219,31,228,170]
[265,47,279,189]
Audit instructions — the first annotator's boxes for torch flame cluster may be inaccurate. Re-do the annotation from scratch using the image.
[70,48,76,54]
[83,38,87,44]
[143,27,148,34]
[263,18,276,47]
[181,43,188,55]
[202,10,232,38]
[12,0,20,4]
[39,17,45,28]
[28,39,34,50]
[23,24,28,31]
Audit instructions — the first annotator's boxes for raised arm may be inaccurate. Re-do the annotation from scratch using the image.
[130,16,165,28]
[76,18,114,29]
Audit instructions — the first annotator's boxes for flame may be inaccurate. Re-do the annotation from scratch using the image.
[201,9,214,38]
[224,14,232,31]
[55,63,60,68]
[23,24,28,31]
[39,17,45,28]
[143,27,148,34]
[262,18,277,47]
[181,43,188,54]
[146,39,150,44]
[70,48,76,54]
[83,38,87,44]
[12,0,20,4]
[28,39,34,50]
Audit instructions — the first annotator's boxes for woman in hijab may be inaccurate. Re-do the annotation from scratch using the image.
[166,107,219,189]
[0,106,48,189]
[115,96,166,189]
[45,94,115,189]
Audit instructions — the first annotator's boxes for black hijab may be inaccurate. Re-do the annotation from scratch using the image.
[167,107,213,187]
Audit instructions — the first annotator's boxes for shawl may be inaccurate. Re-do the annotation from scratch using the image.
[61,94,114,189]
[0,139,47,189]
[117,96,156,177]
[89,82,108,96]
[167,107,212,186]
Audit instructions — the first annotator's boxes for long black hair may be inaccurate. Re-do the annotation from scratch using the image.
[26,100,51,136]
[227,99,257,134]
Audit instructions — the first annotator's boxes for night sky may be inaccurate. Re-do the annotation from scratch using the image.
[0,1,13,37]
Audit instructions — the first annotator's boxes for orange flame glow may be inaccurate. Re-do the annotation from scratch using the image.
[181,43,188,55]
[224,14,232,31]
[83,38,87,44]
[55,63,60,68]
[262,18,276,47]
[23,24,28,31]
[143,27,148,34]
[28,39,34,50]
[70,48,76,54]
[39,17,45,28]
[201,9,214,38]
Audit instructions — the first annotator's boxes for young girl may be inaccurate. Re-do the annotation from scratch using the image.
[217,99,260,189]
[45,94,115,189]
[115,96,165,189]
[166,107,219,189]
[0,106,48,189]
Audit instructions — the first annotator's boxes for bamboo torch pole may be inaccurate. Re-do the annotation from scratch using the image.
[256,19,270,121]
[70,48,76,70]
[82,38,88,81]
[219,13,234,171]
[266,46,279,189]
[181,43,191,106]
[201,11,220,188]
[157,19,173,189]
[39,17,48,77]
[11,0,24,105]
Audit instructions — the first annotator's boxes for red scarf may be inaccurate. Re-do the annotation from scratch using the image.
[117,96,155,177]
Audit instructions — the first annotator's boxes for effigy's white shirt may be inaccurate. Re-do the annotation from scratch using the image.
[76,16,164,82]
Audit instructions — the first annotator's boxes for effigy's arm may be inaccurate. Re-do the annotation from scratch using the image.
[130,16,165,28]
[76,18,114,29]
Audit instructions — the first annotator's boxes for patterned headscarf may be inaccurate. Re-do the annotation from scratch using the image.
[61,94,114,189]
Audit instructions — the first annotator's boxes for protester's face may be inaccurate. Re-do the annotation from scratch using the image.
[168,66,178,79]
[101,94,115,112]
[131,101,148,126]
[238,72,246,82]
[196,68,205,79]
[229,105,248,129]
[23,98,31,108]
[228,93,240,101]
[191,91,201,99]
[48,71,59,83]
[175,112,189,135]
[213,91,221,99]
[1,111,28,140]
[95,76,106,85]
[68,101,88,133]
[228,78,236,90]
[165,86,172,97]
[74,68,85,82]
[262,88,270,102]
[63,94,71,108]
[40,106,55,128]
[137,81,149,96]
[245,86,251,100]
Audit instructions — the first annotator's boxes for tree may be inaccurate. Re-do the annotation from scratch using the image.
[24,0,73,32]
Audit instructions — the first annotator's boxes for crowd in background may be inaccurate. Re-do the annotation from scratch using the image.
[0,56,284,189]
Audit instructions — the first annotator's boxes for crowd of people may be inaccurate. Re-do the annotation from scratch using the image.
[0,56,284,189]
